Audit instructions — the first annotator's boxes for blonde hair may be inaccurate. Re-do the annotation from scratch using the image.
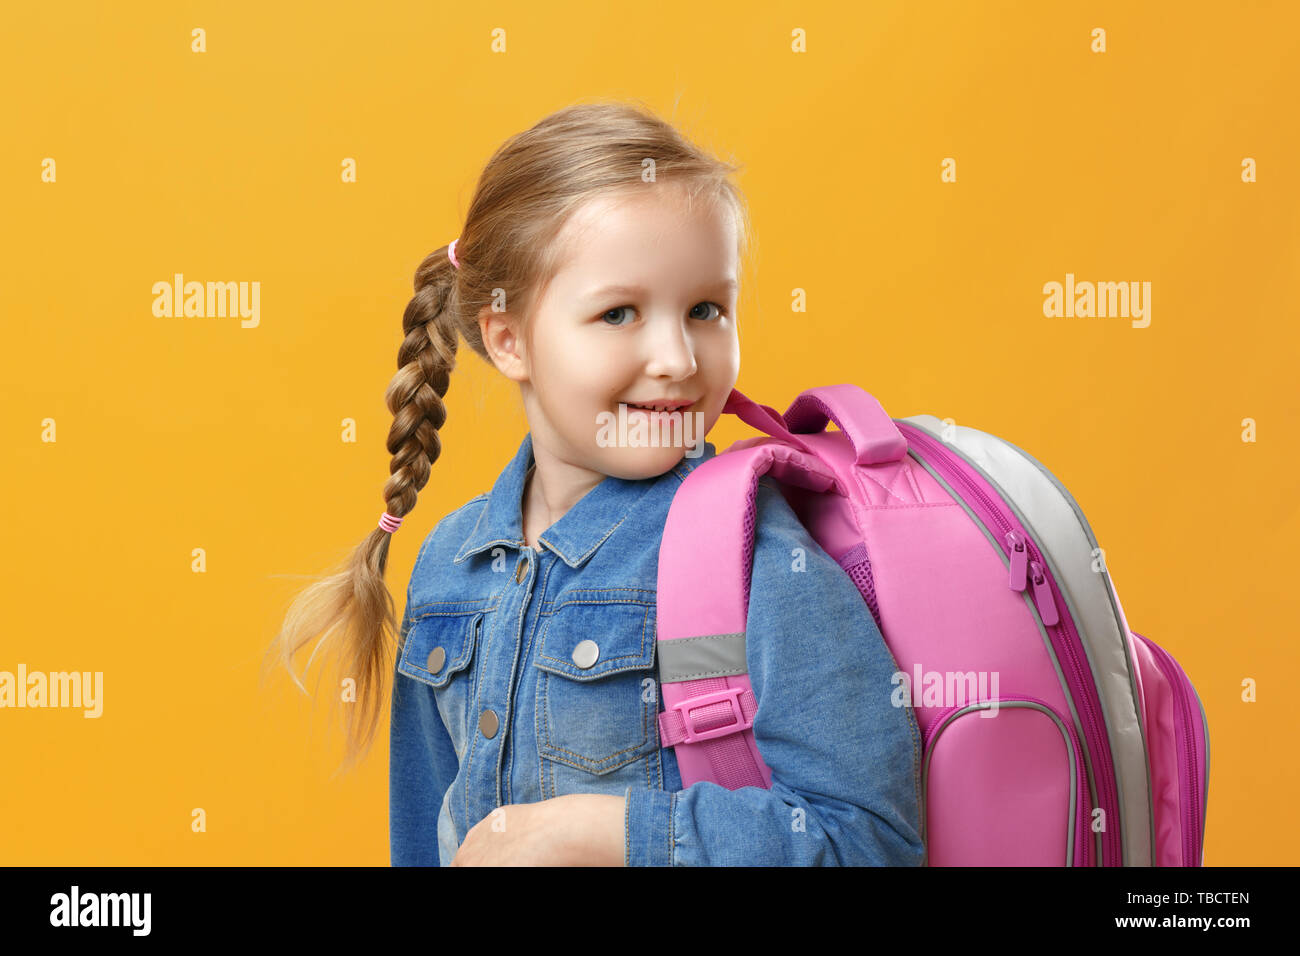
[264,98,752,774]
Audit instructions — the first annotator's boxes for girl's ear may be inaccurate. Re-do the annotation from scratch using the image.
[479,304,530,383]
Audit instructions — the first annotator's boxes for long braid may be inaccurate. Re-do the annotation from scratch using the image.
[333,252,461,768]
[264,246,460,775]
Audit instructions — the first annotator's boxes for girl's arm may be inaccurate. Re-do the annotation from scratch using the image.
[389,582,460,867]
[625,478,926,866]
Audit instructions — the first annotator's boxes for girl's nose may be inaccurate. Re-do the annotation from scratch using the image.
[642,317,698,381]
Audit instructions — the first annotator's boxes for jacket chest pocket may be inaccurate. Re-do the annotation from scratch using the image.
[397,607,485,756]
[533,591,659,776]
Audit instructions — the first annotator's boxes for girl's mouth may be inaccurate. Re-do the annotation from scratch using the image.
[622,400,696,413]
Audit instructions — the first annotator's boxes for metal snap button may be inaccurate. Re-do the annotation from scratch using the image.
[425,646,446,673]
[479,708,499,738]
[515,560,527,583]
[571,639,600,669]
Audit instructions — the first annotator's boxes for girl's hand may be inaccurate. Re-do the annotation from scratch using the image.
[450,793,626,866]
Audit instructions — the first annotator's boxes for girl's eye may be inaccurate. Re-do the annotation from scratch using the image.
[600,306,635,327]
[689,301,725,321]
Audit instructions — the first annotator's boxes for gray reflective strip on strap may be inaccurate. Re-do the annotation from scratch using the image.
[656,632,748,683]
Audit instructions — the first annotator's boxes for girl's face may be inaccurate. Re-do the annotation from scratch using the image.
[491,184,741,482]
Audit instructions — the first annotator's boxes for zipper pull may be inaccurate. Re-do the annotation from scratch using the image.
[1028,560,1059,626]
[1005,530,1028,591]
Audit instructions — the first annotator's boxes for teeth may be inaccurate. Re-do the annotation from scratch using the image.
[630,402,685,412]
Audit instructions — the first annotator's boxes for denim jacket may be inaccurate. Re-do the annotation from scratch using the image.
[389,431,925,866]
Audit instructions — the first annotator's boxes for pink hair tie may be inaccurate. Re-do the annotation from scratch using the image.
[378,512,403,534]
[447,238,460,270]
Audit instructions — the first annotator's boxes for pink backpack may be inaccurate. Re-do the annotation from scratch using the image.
[656,384,1208,866]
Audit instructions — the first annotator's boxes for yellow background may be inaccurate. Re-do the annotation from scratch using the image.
[2,1,1295,865]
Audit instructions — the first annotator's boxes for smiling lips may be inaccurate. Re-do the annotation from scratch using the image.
[623,399,696,412]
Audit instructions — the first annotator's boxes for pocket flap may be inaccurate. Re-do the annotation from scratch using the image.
[398,607,484,689]
[534,590,656,681]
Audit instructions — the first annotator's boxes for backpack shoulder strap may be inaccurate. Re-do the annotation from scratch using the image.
[657,437,844,790]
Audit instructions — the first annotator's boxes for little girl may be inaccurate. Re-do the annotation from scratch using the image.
[270,101,924,867]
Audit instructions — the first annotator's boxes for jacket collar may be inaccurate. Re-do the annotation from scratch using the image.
[454,432,717,569]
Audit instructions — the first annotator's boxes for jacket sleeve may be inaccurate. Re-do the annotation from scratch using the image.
[625,477,926,866]
[389,531,460,867]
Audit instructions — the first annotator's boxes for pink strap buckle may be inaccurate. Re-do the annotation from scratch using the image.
[670,687,752,744]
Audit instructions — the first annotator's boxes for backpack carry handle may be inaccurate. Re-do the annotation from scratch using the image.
[783,383,909,465]
[722,388,818,457]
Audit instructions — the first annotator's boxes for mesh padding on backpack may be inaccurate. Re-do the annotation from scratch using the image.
[837,541,882,630]
[742,492,756,599]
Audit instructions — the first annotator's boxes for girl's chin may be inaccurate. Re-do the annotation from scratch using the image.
[594,446,697,480]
